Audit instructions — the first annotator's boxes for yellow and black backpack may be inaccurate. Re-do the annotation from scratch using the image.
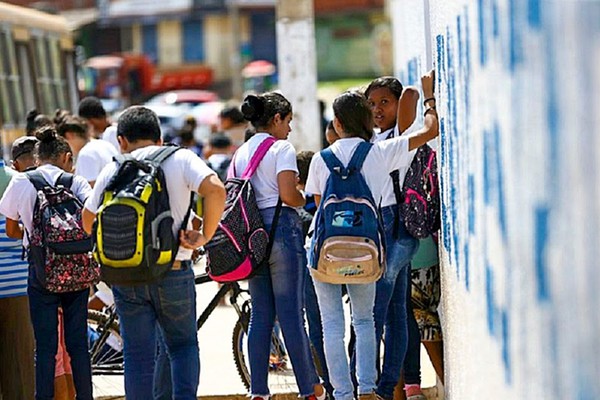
[92,145,191,285]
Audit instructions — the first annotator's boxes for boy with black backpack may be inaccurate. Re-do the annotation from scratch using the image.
[82,106,226,399]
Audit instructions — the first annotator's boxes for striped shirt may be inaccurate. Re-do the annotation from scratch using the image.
[0,162,28,298]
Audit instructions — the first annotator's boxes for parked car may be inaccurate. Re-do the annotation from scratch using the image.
[146,90,219,108]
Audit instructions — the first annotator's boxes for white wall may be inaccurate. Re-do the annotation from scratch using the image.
[390,0,600,398]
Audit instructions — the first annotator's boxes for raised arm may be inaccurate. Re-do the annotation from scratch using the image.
[397,86,420,134]
[406,69,439,151]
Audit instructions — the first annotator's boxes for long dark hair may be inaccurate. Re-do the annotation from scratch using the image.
[332,91,374,142]
[364,76,403,100]
[241,92,292,130]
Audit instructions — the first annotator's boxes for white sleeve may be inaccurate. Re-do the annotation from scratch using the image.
[72,176,93,203]
[0,177,23,220]
[84,163,117,214]
[376,135,413,173]
[275,142,299,175]
[181,149,216,192]
[75,151,103,183]
[102,126,121,153]
[305,153,326,196]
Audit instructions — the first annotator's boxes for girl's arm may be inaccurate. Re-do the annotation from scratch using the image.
[407,69,439,151]
[278,171,306,207]
[397,86,420,134]
[5,218,24,239]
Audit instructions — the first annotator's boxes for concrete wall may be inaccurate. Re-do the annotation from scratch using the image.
[390,0,600,399]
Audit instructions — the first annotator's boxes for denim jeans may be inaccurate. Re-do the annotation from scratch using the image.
[312,278,377,400]
[27,285,92,400]
[304,266,334,397]
[112,264,199,400]
[375,206,418,399]
[248,207,319,397]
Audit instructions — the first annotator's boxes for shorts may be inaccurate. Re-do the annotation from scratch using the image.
[410,263,442,341]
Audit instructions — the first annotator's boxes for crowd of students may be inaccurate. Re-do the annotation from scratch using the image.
[0,68,443,400]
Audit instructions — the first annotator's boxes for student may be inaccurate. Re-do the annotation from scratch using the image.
[78,96,119,152]
[57,114,118,187]
[305,70,438,400]
[0,127,94,400]
[324,121,340,147]
[219,105,248,146]
[234,92,325,400]
[82,106,226,399]
[363,75,423,400]
[205,134,233,182]
[0,138,37,400]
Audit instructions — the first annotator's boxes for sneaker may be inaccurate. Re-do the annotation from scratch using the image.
[358,393,379,400]
[407,396,426,400]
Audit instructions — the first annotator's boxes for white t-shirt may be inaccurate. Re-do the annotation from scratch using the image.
[84,146,216,260]
[371,124,418,207]
[101,125,120,153]
[305,136,412,205]
[231,133,298,209]
[0,164,92,247]
[76,139,119,183]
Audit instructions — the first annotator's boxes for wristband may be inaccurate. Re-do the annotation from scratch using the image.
[423,97,436,105]
[424,107,437,116]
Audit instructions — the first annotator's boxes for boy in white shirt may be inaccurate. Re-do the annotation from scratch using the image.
[82,106,226,399]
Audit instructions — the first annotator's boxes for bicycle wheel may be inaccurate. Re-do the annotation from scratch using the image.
[231,316,298,394]
[87,309,124,375]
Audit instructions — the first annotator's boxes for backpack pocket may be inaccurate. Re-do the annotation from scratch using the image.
[313,236,383,284]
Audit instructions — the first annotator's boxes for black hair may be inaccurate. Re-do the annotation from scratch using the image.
[296,151,314,185]
[26,109,53,136]
[241,92,292,130]
[326,120,334,131]
[219,106,246,125]
[34,125,72,162]
[78,96,107,119]
[209,134,232,149]
[332,91,373,142]
[244,126,256,142]
[364,76,403,100]
[117,106,161,142]
[57,115,88,140]
[53,109,71,127]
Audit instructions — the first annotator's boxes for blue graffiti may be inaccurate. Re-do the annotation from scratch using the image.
[528,0,542,29]
[508,0,524,72]
[534,206,550,301]
[477,0,487,66]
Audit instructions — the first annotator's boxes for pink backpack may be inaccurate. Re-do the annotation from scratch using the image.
[204,137,279,282]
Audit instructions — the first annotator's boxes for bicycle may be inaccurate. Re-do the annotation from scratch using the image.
[88,271,298,392]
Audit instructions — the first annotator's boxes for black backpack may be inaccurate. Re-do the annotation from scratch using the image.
[399,145,440,238]
[92,146,192,285]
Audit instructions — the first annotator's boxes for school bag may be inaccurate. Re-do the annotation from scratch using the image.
[399,144,440,239]
[309,141,386,284]
[93,146,192,285]
[204,136,281,282]
[26,171,99,293]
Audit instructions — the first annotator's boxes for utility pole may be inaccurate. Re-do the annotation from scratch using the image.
[276,0,321,152]
[228,0,243,100]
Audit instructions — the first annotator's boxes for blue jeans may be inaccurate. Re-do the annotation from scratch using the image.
[248,207,319,397]
[112,264,199,400]
[375,206,418,399]
[27,285,92,400]
[304,266,334,397]
[312,278,377,400]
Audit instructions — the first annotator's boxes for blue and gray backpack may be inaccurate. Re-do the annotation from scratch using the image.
[309,142,385,284]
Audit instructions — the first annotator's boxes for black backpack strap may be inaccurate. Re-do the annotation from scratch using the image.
[25,170,51,191]
[56,172,74,189]
[264,198,283,264]
[114,153,135,165]
[147,145,181,165]
[390,169,402,239]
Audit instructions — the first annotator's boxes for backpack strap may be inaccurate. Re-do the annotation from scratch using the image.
[320,148,346,177]
[113,153,135,165]
[146,145,182,165]
[56,173,74,189]
[25,170,51,191]
[240,136,277,179]
[346,141,372,173]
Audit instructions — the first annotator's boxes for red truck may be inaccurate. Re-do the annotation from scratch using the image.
[80,53,214,107]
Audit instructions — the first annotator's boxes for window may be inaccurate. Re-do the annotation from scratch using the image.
[183,20,204,63]
[33,35,56,113]
[0,29,25,126]
[47,37,67,109]
[142,24,158,64]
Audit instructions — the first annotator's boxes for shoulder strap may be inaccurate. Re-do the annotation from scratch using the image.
[320,148,345,176]
[25,170,50,191]
[240,136,277,179]
[56,172,73,189]
[114,153,134,165]
[347,141,372,172]
[146,145,181,165]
